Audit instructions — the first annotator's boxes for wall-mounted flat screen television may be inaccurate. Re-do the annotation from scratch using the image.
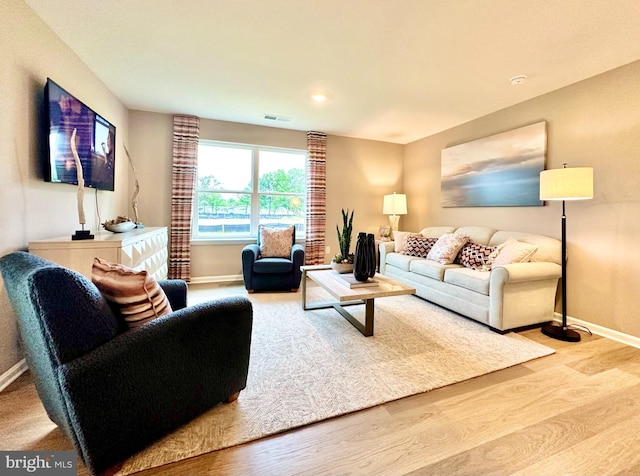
[44,78,116,191]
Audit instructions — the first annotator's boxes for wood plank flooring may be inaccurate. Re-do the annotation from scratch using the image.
[2,283,640,475]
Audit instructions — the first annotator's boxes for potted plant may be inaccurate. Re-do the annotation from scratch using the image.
[331,208,354,273]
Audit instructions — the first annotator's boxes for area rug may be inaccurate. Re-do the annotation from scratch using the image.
[117,286,554,475]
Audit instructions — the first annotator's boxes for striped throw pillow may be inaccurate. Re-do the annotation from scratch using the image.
[91,258,172,329]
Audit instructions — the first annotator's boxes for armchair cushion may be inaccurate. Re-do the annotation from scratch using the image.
[253,257,294,274]
[258,225,294,258]
[91,258,172,329]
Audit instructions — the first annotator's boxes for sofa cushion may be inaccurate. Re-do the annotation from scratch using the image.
[410,259,462,280]
[91,258,173,329]
[427,233,470,264]
[489,231,561,265]
[490,237,539,267]
[456,242,496,271]
[418,226,457,238]
[386,252,421,272]
[403,235,438,258]
[258,225,294,258]
[444,267,491,295]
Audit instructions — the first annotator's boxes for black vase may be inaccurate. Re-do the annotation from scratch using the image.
[353,232,377,281]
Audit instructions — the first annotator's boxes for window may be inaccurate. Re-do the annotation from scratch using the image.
[194,141,306,240]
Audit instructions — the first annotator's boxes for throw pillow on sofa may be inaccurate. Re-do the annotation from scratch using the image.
[456,242,496,271]
[426,233,470,264]
[490,237,539,267]
[393,231,412,253]
[403,235,438,258]
[91,257,173,329]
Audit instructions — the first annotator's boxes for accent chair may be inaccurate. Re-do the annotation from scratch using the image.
[241,225,305,292]
[0,251,253,475]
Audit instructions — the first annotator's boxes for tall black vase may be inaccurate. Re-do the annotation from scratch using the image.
[353,232,377,281]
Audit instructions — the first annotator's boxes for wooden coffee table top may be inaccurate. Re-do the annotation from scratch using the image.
[303,267,415,302]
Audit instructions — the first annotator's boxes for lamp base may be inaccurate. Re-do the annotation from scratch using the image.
[541,322,581,342]
[388,215,400,235]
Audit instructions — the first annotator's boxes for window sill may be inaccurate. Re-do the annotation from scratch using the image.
[191,237,306,246]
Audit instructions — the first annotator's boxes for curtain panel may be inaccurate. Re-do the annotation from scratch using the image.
[305,131,327,265]
[169,115,199,281]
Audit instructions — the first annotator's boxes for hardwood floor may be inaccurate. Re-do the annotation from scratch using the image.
[3,283,640,475]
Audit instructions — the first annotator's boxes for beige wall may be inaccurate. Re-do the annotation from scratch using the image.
[128,112,404,279]
[404,60,640,339]
[0,1,129,376]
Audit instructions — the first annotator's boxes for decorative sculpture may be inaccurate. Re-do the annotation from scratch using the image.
[71,128,94,240]
[123,144,143,227]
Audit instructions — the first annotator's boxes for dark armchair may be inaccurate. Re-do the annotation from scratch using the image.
[0,251,253,475]
[242,226,305,292]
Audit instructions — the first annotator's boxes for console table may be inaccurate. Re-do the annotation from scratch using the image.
[28,227,168,280]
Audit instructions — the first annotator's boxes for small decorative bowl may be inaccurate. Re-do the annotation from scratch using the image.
[104,221,137,233]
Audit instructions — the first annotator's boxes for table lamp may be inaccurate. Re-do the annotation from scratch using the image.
[383,193,407,234]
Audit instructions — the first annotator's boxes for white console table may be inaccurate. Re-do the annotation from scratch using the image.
[29,227,168,280]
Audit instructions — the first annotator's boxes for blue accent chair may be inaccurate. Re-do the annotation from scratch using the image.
[241,227,305,292]
[0,251,253,475]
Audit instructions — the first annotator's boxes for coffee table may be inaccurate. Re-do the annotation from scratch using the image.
[300,265,416,336]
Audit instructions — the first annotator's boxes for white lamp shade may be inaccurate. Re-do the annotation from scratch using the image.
[383,193,407,215]
[540,167,593,201]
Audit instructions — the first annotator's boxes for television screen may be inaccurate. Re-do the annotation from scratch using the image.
[44,78,116,191]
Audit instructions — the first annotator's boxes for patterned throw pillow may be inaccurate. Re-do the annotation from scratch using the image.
[403,235,438,258]
[426,233,470,264]
[456,242,496,271]
[490,237,539,267]
[259,225,294,258]
[91,258,172,329]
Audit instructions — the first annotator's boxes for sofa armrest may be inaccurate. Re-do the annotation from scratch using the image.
[379,242,395,274]
[57,296,253,473]
[489,262,562,331]
[490,262,561,286]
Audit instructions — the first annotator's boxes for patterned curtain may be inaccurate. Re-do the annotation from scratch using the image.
[169,115,200,281]
[305,131,327,265]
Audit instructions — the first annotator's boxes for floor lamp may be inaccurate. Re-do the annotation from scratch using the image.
[383,193,407,236]
[539,163,593,342]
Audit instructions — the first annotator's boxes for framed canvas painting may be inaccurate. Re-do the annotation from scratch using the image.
[441,121,546,207]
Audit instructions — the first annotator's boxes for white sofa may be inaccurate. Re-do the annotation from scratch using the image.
[379,226,562,332]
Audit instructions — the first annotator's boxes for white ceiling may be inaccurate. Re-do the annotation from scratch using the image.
[25,0,640,144]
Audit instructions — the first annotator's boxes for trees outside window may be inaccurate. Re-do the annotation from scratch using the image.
[194,142,306,240]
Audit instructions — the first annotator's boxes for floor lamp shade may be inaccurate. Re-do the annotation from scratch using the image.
[540,167,593,201]
[540,164,593,342]
[383,193,407,233]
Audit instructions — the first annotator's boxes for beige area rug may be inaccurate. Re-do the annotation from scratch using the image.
[117,285,554,475]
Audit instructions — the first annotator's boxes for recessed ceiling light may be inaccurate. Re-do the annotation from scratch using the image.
[311,93,327,103]
[510,75,527,85]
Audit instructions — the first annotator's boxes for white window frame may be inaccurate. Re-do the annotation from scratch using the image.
[192,140,307,243]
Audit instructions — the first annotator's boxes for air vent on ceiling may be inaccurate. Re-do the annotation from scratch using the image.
[263,114,291,122]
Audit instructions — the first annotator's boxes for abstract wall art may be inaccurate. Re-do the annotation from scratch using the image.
[441,121,546,207]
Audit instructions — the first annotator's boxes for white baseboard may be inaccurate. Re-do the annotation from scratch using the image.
[0,359,28,393]
[551,313,640,349]
[190,274,243,285]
